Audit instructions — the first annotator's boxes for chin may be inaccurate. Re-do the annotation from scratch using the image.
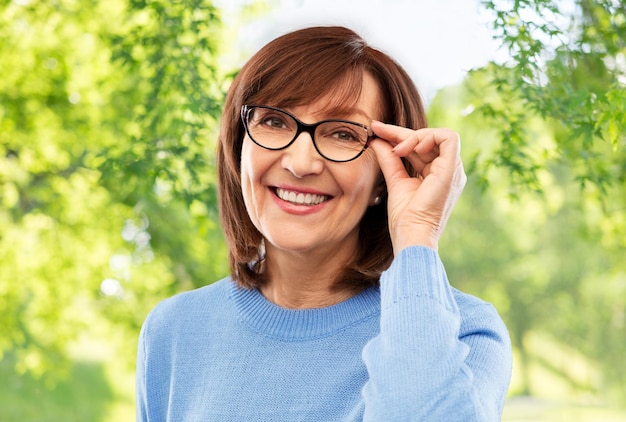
[267,238,319,254]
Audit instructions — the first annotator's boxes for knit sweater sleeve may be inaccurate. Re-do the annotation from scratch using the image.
[361,246,512,421]
[136,320,148,422]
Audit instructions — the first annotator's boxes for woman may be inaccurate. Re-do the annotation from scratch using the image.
[136,26,511,421]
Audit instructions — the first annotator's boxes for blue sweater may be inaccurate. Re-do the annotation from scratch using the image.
[136,246,511,421]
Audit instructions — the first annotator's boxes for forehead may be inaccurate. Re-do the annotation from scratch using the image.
[283,71,384,122]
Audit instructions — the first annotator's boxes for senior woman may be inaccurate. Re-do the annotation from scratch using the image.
[136,26,512,421]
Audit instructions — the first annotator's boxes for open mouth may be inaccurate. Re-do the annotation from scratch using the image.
[274,187,330,206]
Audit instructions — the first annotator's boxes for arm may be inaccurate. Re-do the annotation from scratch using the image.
[365,123,511,420]
[136,320,149,422]
[362,246,511,421]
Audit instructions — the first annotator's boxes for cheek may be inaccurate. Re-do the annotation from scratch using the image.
[336,153,380,202]
[239,145,252,192]
[240,138,265,183]
[240,138,277,211]
[239,142,264,228]
[240,140,262,202]
[353,151,381,192]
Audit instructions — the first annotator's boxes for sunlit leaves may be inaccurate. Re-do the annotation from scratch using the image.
[478,0,626,192]
[432,0,626,400]
[431,77,626,400]
[0,0,229,381]
[103,0,223,210]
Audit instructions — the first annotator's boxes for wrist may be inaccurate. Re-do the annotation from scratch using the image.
[392,226,439,255]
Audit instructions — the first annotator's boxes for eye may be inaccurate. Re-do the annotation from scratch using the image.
[331,129,360,142]
[263,115,288,129]
[319,122,365,144]
[252,109,293,131]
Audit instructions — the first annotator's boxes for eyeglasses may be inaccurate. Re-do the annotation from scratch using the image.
[241,105,374,162]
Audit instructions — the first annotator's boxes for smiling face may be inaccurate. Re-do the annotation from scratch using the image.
[240,72,383,261]
[219,26,427,290]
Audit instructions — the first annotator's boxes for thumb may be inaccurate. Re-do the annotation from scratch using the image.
[369,138,410,187]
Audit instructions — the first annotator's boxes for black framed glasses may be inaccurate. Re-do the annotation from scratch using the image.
[241,105,374,162]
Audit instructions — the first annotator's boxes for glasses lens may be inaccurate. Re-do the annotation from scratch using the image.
[245,107,297,149]
[315,121,369,162]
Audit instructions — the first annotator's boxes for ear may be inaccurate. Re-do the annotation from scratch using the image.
[369,177,386,206]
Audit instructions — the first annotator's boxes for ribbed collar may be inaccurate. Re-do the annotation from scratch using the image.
[229,281,380,341]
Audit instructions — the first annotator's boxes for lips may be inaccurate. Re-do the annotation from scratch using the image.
[275,187,330,206]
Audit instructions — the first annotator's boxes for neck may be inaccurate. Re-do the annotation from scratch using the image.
[260,242,358,309]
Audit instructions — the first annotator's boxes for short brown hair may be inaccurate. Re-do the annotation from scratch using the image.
[217,26,426,291]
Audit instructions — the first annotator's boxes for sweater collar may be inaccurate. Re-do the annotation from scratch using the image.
[229,280,380,341]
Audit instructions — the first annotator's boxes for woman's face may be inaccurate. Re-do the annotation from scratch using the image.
[240,72,383,259]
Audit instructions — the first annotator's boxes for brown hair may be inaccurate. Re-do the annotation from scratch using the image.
[217,26,426,291]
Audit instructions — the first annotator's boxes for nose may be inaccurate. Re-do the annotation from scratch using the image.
[281,132,325,178]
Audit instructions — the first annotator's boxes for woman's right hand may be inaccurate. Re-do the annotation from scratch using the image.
[369,121,467,254]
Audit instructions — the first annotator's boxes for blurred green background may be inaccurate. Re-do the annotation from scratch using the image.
[0,0,624,420]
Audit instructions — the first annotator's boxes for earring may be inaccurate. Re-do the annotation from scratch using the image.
[373,196,381,206]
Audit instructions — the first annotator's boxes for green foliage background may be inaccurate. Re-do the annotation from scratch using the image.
[0,0,231,418]
[0,0,624,420]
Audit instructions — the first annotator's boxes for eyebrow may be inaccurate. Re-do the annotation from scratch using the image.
[309,106,373,125]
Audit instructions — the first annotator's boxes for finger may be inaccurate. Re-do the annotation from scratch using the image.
[372,121,439,163]
[371,123,463,182]
[396,150,428,176]
[413,128,460,158]
[371,120,418,147]
[369,138,412,187]
[371,121,430,173]
[406,129,462,177]
[405,130,463,184]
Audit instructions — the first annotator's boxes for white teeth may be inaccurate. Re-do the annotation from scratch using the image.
[276,188,328,205]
